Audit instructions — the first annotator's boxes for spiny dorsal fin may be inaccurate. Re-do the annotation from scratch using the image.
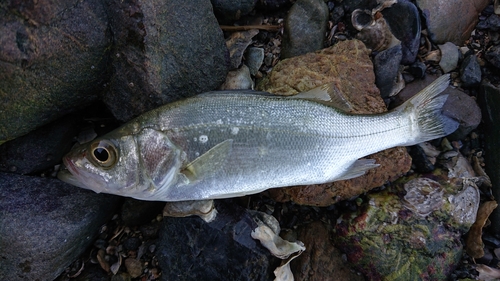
[292,83,354,113]
[181,139,233,182]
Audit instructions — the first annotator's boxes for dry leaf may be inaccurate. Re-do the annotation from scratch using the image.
[466,201,498,258]
[96,249,110,273]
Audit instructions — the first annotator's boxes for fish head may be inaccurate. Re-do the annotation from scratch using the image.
[58,128,186,200]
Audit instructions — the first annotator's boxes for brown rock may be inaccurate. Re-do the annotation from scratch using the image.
[291,221,364,281]
[259,40,412,206]
[257,40,385,114]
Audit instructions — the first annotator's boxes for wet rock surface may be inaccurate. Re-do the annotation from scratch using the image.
[0,0,111,143]
[156,201,279,281]
[0,116,80,175]
[0,173,119,280]
[281,0,329,58]
[104,0,229,121]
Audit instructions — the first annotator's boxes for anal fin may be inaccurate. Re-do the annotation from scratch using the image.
[335,159,379,181]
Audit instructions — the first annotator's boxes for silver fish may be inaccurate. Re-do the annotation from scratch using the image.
[58,75,458,201]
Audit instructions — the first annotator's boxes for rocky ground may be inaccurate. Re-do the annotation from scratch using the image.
[2,0,500,280]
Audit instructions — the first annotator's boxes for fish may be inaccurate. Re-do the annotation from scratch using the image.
[58,74,459,201]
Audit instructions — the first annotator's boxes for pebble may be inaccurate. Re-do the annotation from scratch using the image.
[460,54,482,87]
[381,0,421,64]
[219,65,254,90]
[124,258,143,278]
[123,237,142,251]
[245,47,265,76]
[281,0,329,58]
[485,44,500,68]
[211,0,257,21]
[408,61,427,78]
[225,29,259,70]
[373,44,403,98]
[438,42,460,73]
[442,87,482,140]
[476,14,500,31]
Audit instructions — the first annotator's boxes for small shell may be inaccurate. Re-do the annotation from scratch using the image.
[351,9,400,52]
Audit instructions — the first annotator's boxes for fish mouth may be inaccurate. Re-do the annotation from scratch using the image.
[62,156,79,176]
[58,157,89,189]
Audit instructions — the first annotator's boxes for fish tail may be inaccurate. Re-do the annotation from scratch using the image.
[398,74,459,144]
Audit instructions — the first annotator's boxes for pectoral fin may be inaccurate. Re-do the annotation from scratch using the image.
[181,139,233,182]
[335,159,379,181]
[292,83,354,113]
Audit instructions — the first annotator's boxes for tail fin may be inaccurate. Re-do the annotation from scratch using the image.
[395,74,459,145]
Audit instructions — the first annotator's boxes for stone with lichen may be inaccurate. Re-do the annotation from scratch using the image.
[333,169,480,280]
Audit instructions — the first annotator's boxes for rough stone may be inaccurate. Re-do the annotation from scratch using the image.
[290,221,364,281]
[0,173,120,280]
[460,56,481,88]
[334,171,479,280]
[156,200,279,280]
[381,0,421,64]
[0,115,80,175]
[246,47,265,76]
[485,44,500,69]
[219,65,254,90]
[438,42,460,73]
[281,0,329,59]
[0,0,111,143]
[226,29,260,70]
[104,0,229,121]
[373,44,403,98]
[476,14,500,32]
[415,0,490,45]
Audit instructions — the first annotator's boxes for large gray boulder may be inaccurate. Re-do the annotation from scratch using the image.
[0,0,111,144]
[0,173,120,280]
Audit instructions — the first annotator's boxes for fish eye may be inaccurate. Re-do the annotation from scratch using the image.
[89,140,117,168]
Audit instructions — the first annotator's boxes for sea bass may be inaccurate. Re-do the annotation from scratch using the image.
[58,75,458,201]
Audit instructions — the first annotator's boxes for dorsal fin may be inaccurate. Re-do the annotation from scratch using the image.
[291,83,354,112]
